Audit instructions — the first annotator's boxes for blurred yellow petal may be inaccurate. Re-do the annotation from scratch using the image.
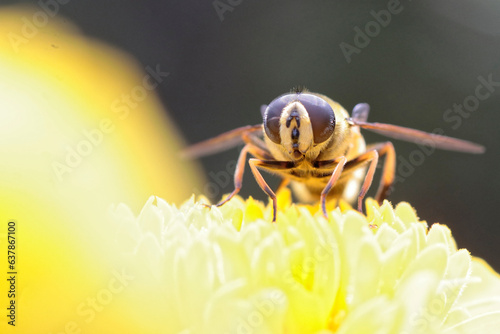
[0,5,202,334]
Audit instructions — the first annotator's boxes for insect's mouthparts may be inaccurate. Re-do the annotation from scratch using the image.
[292,150,303,159]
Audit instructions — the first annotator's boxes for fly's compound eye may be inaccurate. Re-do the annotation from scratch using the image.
[263,94,295,144]
[264,93,336,144]
[298,94,336,143]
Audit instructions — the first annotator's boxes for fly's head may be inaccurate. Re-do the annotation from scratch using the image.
[262,92,336,161]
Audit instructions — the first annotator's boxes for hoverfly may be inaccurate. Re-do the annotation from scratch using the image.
[183,89,485,222]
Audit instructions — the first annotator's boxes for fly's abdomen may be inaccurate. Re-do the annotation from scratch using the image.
[289,162,367,204]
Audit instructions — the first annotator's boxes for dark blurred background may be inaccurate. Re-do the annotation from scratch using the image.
[4,1,499,268]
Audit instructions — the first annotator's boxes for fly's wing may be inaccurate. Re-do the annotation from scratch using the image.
[181,124,263,158]
[350,119,485,154]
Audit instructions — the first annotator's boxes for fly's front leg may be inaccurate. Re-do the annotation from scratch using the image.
[242,132,272,159]
[248,159,295,222]
[315,156,348,218]
[212,143,269,208]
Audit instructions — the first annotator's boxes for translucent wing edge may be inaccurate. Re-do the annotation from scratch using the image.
[351,120,485,154]
[181,124,263,158]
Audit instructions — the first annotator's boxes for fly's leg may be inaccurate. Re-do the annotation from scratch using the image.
[341,141,395,211]
[370,142,396,203]
[210,143,269,208]
[345,151,379,211]
[248,159,295,222]
[315,156,348,218]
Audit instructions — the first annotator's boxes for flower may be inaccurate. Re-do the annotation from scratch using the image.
[110,189,500,334]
